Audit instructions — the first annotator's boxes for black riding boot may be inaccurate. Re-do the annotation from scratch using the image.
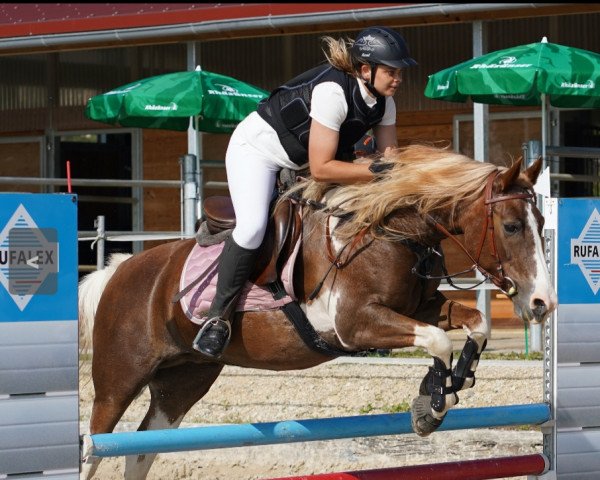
[192,235,258,358]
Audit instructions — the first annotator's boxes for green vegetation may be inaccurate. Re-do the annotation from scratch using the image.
[359,401,411,414]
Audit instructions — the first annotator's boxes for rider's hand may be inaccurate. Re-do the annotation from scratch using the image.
[368,160,394,176]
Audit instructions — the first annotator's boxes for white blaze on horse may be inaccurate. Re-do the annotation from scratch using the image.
[79,144,557,480]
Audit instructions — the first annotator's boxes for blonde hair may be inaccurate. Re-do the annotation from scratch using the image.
[321,35,357,75]
[285,144,499,242]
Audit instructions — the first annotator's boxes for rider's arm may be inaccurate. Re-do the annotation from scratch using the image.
[308,120,372,183]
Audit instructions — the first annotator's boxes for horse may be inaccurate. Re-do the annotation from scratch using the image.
[79,144,557,479]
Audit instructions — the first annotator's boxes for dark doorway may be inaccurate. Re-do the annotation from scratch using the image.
[561,110,600,197]
[56,133,133,271]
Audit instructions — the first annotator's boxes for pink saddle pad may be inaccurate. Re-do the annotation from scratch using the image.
[179,236,301,325]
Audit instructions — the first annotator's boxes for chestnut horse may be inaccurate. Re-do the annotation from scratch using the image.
[79,144,556,479]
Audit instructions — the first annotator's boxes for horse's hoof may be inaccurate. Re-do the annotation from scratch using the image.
[410,395,446,437]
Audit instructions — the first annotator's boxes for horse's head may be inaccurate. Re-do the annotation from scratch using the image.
[464,157,558,324]
[286,144,558,324]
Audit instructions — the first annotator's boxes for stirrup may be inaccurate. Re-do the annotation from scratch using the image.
[192,317,232,357]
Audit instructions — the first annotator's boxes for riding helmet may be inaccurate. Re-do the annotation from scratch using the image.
[351,26,417,68]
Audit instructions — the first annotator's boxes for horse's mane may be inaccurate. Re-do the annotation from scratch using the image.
[284,143,499,242]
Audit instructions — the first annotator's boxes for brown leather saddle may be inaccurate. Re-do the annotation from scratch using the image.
[202,195,302,286]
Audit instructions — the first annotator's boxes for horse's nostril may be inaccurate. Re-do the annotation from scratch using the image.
[532,298,547,316]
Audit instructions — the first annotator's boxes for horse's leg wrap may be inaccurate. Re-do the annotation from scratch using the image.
[452,334,488,391]
[412,355,455,437]
[419,355,456,413]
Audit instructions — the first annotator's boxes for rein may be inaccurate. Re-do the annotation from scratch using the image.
[295,169,534,300]
[426,171,535,298]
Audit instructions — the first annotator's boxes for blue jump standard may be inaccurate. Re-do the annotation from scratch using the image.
[88,403,550,458]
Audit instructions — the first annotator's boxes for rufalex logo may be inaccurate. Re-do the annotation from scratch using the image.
[470,56,532,69]
[571,208,600,294]
[0,205,59,311]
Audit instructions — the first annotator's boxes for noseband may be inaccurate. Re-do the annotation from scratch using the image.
[427,171,535,298]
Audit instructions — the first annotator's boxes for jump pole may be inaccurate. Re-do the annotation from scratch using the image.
[85,403,550,458]
[265,454,549,480]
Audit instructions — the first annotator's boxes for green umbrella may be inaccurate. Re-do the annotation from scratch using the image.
[85,67,269,133]
[424,37,600,167]
[424,37,600,108]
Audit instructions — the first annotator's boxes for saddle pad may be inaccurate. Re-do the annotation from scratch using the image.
[180,236,301,325]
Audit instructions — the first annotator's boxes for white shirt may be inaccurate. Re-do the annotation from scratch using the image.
[232,76,396,170]
[310,79,396,131]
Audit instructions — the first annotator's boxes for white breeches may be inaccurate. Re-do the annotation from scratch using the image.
[225,137,280,250]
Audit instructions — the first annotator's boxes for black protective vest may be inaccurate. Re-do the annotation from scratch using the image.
[257,64,386,166]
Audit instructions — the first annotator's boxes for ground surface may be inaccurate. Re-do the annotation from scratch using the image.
[80,337,545,480]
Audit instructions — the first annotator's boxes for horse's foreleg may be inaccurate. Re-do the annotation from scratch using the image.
[335,302,458,438]
[410,323,457,437]
[445,300,490,391]
[124,361,223,480]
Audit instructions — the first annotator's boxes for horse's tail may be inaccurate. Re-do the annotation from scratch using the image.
[79,253,132,354]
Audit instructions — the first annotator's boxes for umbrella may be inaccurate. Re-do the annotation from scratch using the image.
[85,66,269,133]
[424,37,600,166]
[85,67,269,237]
[425,37,600,107]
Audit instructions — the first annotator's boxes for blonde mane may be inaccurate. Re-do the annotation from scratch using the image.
[286,144,499,242]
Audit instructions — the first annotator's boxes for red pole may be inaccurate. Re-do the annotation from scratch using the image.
[66,160,72,193]
[267,454,548,480]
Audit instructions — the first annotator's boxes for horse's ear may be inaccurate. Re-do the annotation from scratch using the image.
[496,157,523,192]
[523,156,543,186]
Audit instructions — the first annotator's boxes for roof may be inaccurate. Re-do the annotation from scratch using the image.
[0,3,400,38]
[0,3,595,56]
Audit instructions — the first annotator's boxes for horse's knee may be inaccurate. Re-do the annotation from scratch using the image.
[415,325,453,365]
[447,302,490,338]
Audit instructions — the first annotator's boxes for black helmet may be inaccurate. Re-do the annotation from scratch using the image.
[351,26,417,68]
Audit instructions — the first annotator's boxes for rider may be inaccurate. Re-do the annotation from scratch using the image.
[192,26,417,358]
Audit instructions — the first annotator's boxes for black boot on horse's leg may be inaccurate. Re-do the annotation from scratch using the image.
[452,333,487,391]
[411,355,456,437]
[192,235,258,358]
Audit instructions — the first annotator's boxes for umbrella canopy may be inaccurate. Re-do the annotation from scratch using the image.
[85,67,269,133]
[424,37,600,108]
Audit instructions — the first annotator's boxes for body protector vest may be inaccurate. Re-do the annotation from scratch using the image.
[257,64,386,166]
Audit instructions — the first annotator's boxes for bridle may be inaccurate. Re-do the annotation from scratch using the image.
[301,169,535,301]
[426,171,535,298]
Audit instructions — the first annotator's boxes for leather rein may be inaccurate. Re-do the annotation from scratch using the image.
[302,170,535,300]
[426,171,535,298]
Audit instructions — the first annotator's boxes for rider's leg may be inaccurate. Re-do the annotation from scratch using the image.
[192,135,278,358]
[192,234,258,357]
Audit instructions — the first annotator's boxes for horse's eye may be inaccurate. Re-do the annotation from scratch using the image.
[503,222,522,235]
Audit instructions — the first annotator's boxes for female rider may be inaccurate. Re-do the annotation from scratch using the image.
[193,26,417,358]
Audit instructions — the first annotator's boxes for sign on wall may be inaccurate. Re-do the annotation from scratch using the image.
[558,198,600,303]
[0,194,78,321]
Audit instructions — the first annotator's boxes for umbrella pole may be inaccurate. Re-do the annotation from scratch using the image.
[195,114,203,218]
[541,93,548,172]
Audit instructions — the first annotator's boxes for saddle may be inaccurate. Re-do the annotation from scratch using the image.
[202,195,302,286]
[197,194,363,358]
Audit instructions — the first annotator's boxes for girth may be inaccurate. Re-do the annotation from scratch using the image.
[202,195,302,286]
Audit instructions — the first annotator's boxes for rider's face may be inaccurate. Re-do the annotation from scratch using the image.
[361,64,403,97]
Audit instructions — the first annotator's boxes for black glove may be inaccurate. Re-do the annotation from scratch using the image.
[368,161,394,175]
